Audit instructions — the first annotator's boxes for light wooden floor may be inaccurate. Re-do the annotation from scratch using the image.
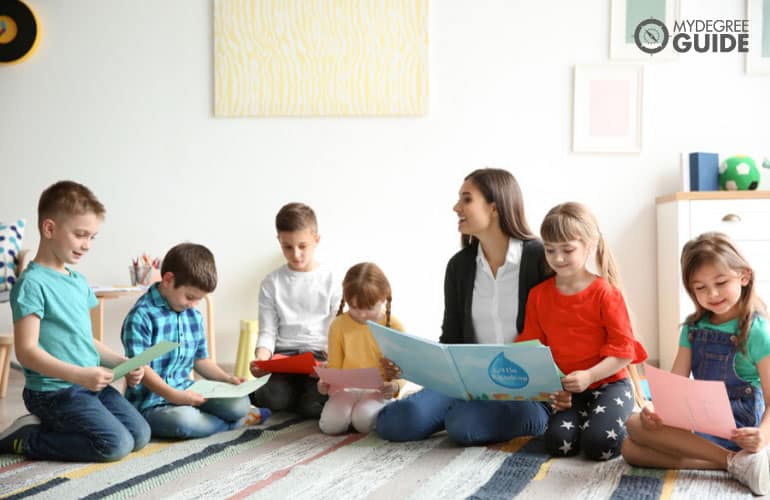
[1,367,26,430]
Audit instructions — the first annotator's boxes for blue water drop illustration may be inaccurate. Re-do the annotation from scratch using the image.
[488,352,529,389]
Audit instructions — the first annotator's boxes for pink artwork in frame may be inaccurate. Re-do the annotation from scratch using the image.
[573,65,643,153]
[589,79,630,137]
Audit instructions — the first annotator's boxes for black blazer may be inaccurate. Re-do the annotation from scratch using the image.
[440,239,549,344]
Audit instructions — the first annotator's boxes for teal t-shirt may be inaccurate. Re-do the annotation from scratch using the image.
[678,314,770,387]
[11,261,100,391]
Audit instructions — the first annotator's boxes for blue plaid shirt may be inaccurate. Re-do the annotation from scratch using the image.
[121,283,208,412]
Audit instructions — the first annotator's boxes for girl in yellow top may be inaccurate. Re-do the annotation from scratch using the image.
[317,262,404,434]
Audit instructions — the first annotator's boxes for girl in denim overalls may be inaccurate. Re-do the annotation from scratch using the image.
[622,232,770,496]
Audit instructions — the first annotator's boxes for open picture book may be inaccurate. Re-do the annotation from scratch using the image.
[367,322,563,401]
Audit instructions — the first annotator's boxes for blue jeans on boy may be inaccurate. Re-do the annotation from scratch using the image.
[142,396,250,439]
[689,325,765,451]
[22,384,151,462]
[376,388,550,446]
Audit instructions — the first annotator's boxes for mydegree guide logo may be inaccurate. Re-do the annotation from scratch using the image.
[634,17,750,55]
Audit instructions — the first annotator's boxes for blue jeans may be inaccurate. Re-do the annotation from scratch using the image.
[142,396,250,439]
[23,384,151,462]
[376,388,550,446]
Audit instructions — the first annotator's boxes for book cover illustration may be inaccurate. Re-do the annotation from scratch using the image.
[368,322,562,401]
[448,344,562,401]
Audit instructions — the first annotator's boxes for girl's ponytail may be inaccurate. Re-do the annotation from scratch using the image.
[385,296,392,327]
[596,233,622,289]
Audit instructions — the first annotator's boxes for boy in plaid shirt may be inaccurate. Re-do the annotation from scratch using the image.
[121,243,268,439]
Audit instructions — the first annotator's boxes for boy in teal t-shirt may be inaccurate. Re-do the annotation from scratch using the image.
[0,181,150,461]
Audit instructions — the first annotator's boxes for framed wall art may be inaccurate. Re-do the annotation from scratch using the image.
[610,0,679,60]
[573,65,643,153]
[214,0,429,117]
[746,0,770,75]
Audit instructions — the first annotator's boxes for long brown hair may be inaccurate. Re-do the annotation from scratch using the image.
[460,168,536,247]
[336,262,392,327]
[681,232,766,352]
[540,202,621,288]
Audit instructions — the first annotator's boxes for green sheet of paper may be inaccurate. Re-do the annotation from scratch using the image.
[112,341,179,380]
[188,375,271,398]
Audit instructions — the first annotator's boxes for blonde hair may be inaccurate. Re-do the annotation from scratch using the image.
[337,262,392,327]
[681,232,766,352]
[540,202,621,288]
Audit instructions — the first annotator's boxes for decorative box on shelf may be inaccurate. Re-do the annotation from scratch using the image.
[656,191,770,370]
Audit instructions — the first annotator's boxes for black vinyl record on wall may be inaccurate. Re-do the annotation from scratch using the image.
[0,0,39,64]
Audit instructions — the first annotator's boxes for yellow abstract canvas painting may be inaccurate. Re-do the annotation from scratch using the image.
[214,0,428,116]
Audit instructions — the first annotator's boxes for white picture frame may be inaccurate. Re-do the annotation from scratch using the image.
[610,0,680,60]
[746,0,770,75]
[572,65,643,154]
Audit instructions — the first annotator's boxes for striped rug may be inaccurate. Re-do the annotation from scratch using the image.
[0,413,762,499]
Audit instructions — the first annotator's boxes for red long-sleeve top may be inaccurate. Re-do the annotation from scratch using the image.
[517,276,647,389]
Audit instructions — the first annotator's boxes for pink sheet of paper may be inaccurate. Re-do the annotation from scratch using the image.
[314,367,383,390]
[645,364,737,439]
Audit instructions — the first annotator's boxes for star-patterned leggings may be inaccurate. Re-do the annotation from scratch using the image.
[543,378,633,461]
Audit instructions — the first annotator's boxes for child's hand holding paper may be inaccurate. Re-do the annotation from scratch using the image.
[639,405,664,431]
[125,367,145,387]
[113,341,179,380]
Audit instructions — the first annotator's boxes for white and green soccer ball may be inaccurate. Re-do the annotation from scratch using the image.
[719,155,759,191]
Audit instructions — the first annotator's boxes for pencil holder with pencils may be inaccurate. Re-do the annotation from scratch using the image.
[130,254,161,287]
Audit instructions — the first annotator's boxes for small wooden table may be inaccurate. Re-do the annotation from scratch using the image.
[90,288,143,343]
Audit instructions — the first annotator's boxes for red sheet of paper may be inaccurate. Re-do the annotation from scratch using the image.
[252,352,319,375]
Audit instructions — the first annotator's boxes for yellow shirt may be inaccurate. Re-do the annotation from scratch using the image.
[327,313,405,394]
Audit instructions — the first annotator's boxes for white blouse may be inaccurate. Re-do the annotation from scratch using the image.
[471,238,522,344]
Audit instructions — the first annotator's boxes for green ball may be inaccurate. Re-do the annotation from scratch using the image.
[719,155,759,190]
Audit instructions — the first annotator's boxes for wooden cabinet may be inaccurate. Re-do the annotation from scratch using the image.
[656,191,770,370]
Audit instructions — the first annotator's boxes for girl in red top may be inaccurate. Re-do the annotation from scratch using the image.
[517,202,647,460]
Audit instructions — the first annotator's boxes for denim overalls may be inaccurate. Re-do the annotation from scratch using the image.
[689,324,765,450]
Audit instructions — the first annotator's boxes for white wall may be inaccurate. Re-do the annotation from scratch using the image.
[2,0,769,366]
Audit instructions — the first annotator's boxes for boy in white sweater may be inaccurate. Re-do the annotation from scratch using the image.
[249,203,340,418]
